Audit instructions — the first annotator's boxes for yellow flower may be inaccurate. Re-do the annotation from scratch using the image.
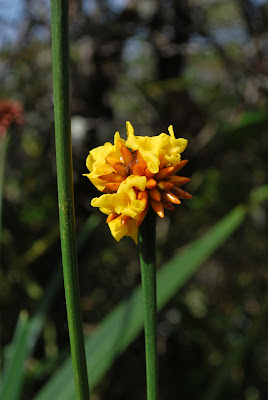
[85,122,192,243]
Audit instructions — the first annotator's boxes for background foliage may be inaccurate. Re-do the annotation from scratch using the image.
[0,0,268,399]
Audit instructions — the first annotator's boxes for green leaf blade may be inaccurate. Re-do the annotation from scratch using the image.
[0,311,29,400]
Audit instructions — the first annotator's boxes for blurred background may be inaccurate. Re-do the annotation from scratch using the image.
[0,0,268,399]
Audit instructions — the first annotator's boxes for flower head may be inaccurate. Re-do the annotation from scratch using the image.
[0,100,25,138]
[84,122,192,243]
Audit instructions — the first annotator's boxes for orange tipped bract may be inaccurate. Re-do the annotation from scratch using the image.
[163,202,175,211]
[157,181,174,191]
[162,191,181,205]
[113,163,127,177]
[145,168,155,179]
[150,199,164,218]
[105,182,121,191]
[149,188,161,202]
[132,164,145,176]
[136,205,149,227]
[173,187,193,199]
[154,166,174,181]
[99,173,124,182]
[118,141,133,165]
[166,176,191,186]
[121,214,131,226]
[146,178,157,189]
[106,212,119,223]
[172,159,189,174]
[105,155,119,166]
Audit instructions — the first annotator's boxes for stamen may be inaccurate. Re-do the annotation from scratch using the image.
[172,187,193,199]
[171,160,189,175]
[166,176,191,186]
[106,212,119,223]
[146,178,157,189]
[121,214,130,226]
[150,199,164,218]
[157,181,174,190]
[162,191,181,204]
[149,188,161,202]
[105,182,121,191]
[99,173,124,182]
[154,166,174,180]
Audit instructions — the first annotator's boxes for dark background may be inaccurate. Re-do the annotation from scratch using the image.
[0,0,268,399]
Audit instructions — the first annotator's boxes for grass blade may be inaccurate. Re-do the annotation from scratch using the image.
[0,311,29,400]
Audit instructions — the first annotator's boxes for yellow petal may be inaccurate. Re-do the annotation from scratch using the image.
[114,130,126,148]
[86,164,115,191]
[86,142,113,172]
[85,131,127,191]
[91,193,116,215]
[111,131,126,162]
[108,217,138,243]
[115,175,147,218]
[117,198,146,219]
[126,121,170,173]
[117,175,146,199]
[163,125,188,164]
[126,122,188,173]
[91,175,147,219]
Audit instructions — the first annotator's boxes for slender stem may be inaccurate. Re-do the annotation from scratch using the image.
[139,209,158,400]
[0,135,9,261]
[0,134,9,371]
[50,1,90,399]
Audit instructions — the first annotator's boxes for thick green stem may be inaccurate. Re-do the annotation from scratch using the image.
[50,1,90,399]
[139,209,158,400]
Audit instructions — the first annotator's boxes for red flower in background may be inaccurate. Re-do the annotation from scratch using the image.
[0,100,25,137]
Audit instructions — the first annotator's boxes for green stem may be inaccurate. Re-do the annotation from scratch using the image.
[0,135,10,260]
[50,1,90,399]
[139,209,158,400]
[0,134,9,372]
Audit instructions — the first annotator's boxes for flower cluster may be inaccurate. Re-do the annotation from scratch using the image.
[0,99,25,137]
[84,122,192,243]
